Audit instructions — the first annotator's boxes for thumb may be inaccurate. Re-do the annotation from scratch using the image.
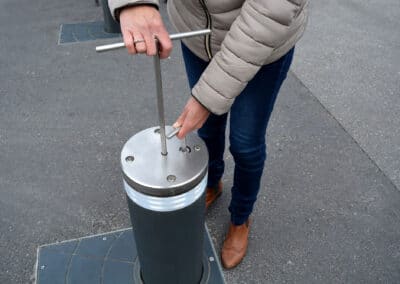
[177,120,190,139]
[173,112,186,129]
[175,111,189,139]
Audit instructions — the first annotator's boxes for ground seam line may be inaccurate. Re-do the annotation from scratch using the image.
[290,70,400,195]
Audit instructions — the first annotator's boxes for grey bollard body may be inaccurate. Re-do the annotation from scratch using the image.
[121,126,209,284]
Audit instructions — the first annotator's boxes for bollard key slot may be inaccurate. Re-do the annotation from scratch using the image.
[179,146,191,153]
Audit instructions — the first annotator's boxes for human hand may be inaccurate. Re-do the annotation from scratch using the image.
[119,5,172,58]
[173,97,210,139]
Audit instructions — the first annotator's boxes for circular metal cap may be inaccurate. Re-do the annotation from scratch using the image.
[121,126,208,197]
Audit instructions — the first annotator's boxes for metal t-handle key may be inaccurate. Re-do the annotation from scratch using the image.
[96,29,211,156]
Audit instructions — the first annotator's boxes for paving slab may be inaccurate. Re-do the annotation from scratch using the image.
[0,0,399,283]
[292,0,400,189]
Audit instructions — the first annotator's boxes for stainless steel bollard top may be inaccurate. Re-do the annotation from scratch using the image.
[121,126,208,207]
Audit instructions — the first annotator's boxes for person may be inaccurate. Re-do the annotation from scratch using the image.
[109,0,308,269]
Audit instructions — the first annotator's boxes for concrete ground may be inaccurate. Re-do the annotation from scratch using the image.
[0,0,399,283]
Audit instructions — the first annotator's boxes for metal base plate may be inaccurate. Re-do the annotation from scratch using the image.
[35,226,225,284]
[59,21,120,44]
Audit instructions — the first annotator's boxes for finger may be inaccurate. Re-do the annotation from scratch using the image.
[177,119,193,140]
[122,29,136,55]
[156,29,172,59]
[172,121,181,129]
[173,110,186,129]
[143,31,157,56]
[132,30,146,54]
[174,113,188,139]
[173,114,184,129]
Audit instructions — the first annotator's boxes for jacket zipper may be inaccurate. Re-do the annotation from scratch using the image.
[199,0,213,59]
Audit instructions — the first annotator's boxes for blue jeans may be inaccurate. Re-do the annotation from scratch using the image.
[181,44,294,225]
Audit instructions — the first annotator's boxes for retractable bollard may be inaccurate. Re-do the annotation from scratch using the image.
[99,0,121,33]
[97,30,212,284]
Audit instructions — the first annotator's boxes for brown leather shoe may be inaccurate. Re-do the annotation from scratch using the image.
[205,181,222,209]
[221,219,251,269]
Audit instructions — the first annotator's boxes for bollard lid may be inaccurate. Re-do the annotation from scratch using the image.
[121,126,208,197]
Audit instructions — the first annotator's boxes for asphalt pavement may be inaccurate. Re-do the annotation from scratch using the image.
[0,0,399,283]
[292,0,400,190]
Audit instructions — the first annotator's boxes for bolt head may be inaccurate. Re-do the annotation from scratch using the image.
[125,156,134,162]
[166,175,176,182]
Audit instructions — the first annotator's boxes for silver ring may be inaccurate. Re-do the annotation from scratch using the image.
[133,39,145,44]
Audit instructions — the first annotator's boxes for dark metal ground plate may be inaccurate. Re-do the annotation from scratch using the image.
[36,226,225,284]
[59,21,120,44]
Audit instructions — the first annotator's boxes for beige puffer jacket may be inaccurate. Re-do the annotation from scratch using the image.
[109,0,308,114]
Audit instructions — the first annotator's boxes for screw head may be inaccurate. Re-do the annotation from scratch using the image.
[166,175,176,182]
[125,156,134,162]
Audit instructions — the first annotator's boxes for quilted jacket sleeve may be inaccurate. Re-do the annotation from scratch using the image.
[108,0,160,20]
[192,0,306,115]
